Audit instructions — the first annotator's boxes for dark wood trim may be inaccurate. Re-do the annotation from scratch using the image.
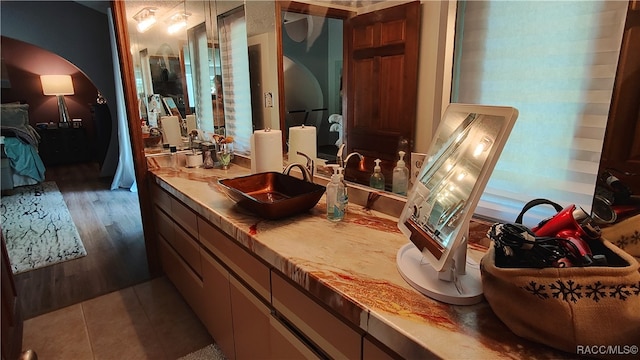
[283,0,354,19]
[111,0,161,276]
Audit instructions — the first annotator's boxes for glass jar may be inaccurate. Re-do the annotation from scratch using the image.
[202,145,214,169]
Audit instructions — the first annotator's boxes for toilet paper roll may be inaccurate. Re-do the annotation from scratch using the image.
[186,114,197,134]
[288,125,316,165]
[161,116,182,146]
[251,129,283,173]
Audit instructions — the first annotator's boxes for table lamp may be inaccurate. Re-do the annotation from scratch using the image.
[40,75,74,127]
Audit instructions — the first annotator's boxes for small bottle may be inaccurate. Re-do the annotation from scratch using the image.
[369,158,385,190]
[170,146,178,169]
[392,151,409,195]
[326,165,346,222]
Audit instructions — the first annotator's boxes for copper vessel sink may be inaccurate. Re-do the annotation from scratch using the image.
[218,172,326,219]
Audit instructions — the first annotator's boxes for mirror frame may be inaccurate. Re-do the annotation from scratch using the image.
[112,0,161,273]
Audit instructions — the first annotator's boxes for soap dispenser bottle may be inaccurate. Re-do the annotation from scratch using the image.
[392,151,409,195]
[326,165,346,222]
[369,159,385,190]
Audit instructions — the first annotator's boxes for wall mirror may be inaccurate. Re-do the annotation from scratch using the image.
[113,1,633,265]
[121,0,421,194]
[277,2,349,163]
[124,0,280,155]
[124,0,223,140]
[276,1,421,192]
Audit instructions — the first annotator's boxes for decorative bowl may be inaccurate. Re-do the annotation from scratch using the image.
[143,134,162,147]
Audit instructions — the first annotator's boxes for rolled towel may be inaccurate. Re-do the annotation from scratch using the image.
[328,114,342,125]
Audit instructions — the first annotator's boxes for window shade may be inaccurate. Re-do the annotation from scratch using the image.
[452,0,627,225]
[188,23,214,133]
[218,7,253,154]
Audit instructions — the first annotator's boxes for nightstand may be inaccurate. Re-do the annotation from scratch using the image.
[37,128,92,166]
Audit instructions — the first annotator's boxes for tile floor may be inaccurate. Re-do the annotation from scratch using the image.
[22,276,214,359]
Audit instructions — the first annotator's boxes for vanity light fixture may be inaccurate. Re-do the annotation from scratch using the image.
[134,7,157,33]
[167,12,191,34]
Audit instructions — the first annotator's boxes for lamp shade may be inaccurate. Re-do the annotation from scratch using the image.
[41,75,74,95]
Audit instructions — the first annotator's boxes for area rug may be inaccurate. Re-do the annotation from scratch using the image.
[1,181,87,274]
[178,344,227,360]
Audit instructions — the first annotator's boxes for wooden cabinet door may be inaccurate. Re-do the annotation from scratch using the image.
[344,1,421,185]
[158,238,203,317]
[230,276,318,360]
[271,272,362,360]
[200,251,235,360]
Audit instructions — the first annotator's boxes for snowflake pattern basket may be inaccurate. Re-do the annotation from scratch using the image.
[480,238,640,355]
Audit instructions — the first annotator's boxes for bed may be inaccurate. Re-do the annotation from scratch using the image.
[1,103,45,190]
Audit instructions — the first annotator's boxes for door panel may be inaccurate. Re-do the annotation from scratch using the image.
[345,1,420,186]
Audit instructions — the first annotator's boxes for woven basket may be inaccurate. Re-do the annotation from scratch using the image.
[480,238,640,356]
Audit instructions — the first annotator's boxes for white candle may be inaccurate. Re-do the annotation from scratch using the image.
[288,125,316,165]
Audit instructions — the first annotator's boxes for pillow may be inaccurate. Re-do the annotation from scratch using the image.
[1,103,30,128]
[1,103,40,146]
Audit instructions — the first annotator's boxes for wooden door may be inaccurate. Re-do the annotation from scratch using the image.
[344,1,420,186]
[599,1,640,193]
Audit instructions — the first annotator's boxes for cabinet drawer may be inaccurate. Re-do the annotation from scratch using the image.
[171,198,198,239]
[158,237,203,315]
[271,272,362,360]
[156,207,201,276]
[363,336,400,360]
[174,224,202,276]
[230,276,318,360]
[155,207,174,242]
[198,218,270,300]
[151,183,172,214]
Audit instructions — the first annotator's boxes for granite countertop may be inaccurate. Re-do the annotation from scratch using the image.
[147,155,571,359]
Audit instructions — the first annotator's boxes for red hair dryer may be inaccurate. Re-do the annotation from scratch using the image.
[532,204,602,266]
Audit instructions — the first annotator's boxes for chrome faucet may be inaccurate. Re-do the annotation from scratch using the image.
[337,144,363,169]
[283,151,314,182]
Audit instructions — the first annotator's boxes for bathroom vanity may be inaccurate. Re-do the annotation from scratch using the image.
[145,155,570,359]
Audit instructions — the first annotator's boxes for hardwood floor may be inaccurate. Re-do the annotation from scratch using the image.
[12,162,151,319]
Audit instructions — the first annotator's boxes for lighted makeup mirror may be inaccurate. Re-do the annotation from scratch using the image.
[396,103,519,305]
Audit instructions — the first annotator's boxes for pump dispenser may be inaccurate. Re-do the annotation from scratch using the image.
[369,159,385,190]
[392,151,409,195]
[326,165,346,222]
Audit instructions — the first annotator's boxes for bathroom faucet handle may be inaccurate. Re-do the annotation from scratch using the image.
[296,151,315,178]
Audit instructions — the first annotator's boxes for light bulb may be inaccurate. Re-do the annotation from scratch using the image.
[473,136,493,158]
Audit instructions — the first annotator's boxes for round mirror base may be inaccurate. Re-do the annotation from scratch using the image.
[396,243,483,306]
